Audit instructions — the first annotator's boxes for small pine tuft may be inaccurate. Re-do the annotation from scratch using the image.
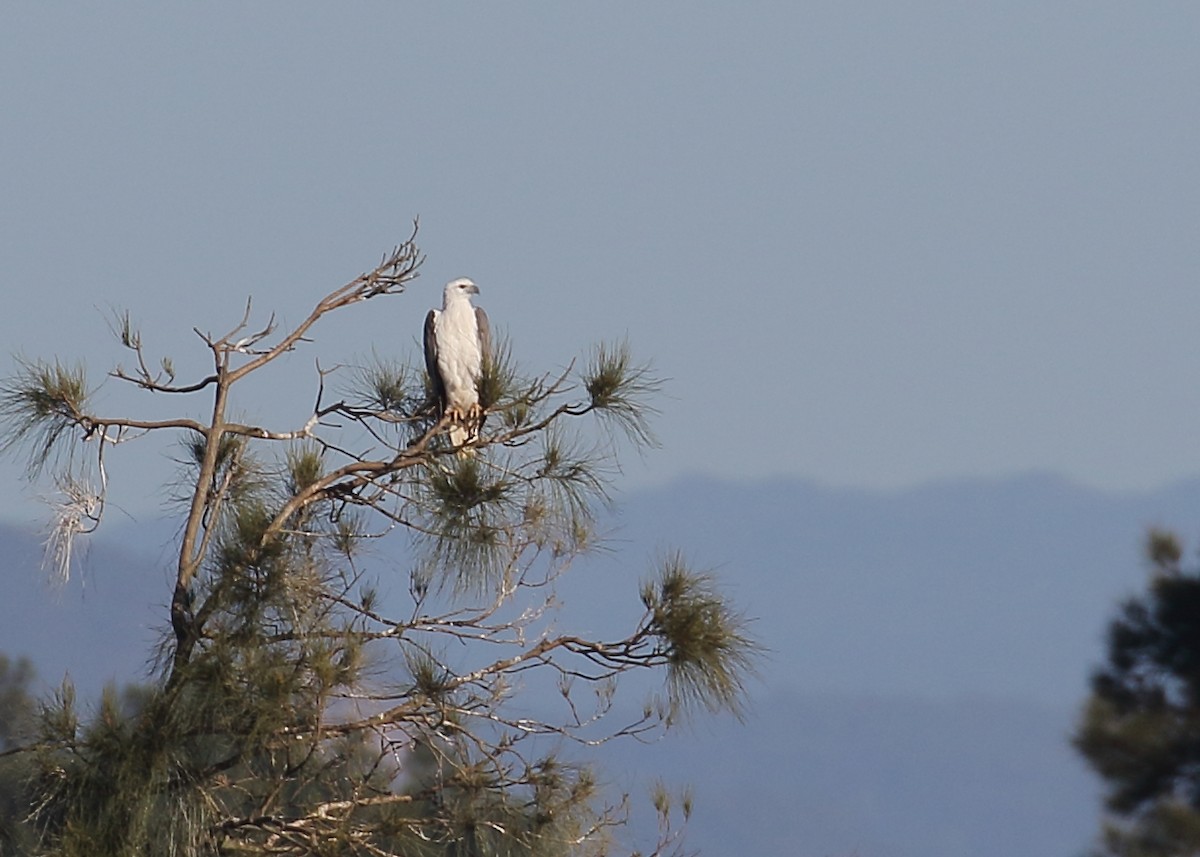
[0,358,90,475]
[1147,528,1183,575]
[643,551,761,720]
[582,341,661,448]
[352,352,416,414]
[285,442,324,494]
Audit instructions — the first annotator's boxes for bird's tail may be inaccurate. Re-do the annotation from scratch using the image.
[449,423,475,457]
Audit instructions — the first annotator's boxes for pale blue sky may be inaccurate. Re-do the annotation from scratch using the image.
[2,3,1199,520]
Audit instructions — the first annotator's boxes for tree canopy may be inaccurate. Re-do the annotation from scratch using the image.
[1076,529,1200,857]
[0,227,757,857]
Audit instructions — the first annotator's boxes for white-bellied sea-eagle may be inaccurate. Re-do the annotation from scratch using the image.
[424,277,491,449]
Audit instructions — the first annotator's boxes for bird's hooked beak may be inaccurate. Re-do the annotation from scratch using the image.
[466,282,480,295]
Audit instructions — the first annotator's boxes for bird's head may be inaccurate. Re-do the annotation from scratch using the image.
[444,277,479,305]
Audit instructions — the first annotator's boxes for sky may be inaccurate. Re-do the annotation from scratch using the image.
[2,3,1199,521]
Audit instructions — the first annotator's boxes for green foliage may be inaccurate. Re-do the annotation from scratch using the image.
[1075,528,1200,855]
[0,655,38,857]
[0,359,89,475]
[476,335,517,415]
[353,352,416,415]
[0,655,36,750]
[285,443,324,495]
[641,553,760,719]
[582,341,660,448]
[1097,801,1200,857]
[416,457,517,591]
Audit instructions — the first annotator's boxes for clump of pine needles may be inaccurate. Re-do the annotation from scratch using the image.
[0,358,90,475]
[582,341,660,448]
[641,552,761,719]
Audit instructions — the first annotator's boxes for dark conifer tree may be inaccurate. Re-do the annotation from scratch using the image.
[1076,529,1200,856]
[0,654,37,856]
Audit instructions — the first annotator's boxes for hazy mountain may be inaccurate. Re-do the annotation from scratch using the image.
[570,471,1200,707]
[6,472,1196,855]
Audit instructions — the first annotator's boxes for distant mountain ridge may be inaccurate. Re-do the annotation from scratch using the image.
[7,470,1199,714]
[566,471,1200,706]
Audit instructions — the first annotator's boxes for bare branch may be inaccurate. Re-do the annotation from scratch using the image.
[226,226,423,384]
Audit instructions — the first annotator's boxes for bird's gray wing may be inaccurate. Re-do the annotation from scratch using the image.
[423,309,445,412]
[475,307,492,431]
[475,307,492,370]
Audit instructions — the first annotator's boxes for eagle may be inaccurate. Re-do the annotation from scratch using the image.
[424,277,491,450]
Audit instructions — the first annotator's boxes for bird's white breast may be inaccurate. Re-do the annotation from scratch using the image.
[434,302,483,410]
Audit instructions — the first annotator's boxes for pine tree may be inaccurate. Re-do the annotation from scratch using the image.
[1075,529,1200,856]
[0,654,38,856]
[0,227,758,857]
